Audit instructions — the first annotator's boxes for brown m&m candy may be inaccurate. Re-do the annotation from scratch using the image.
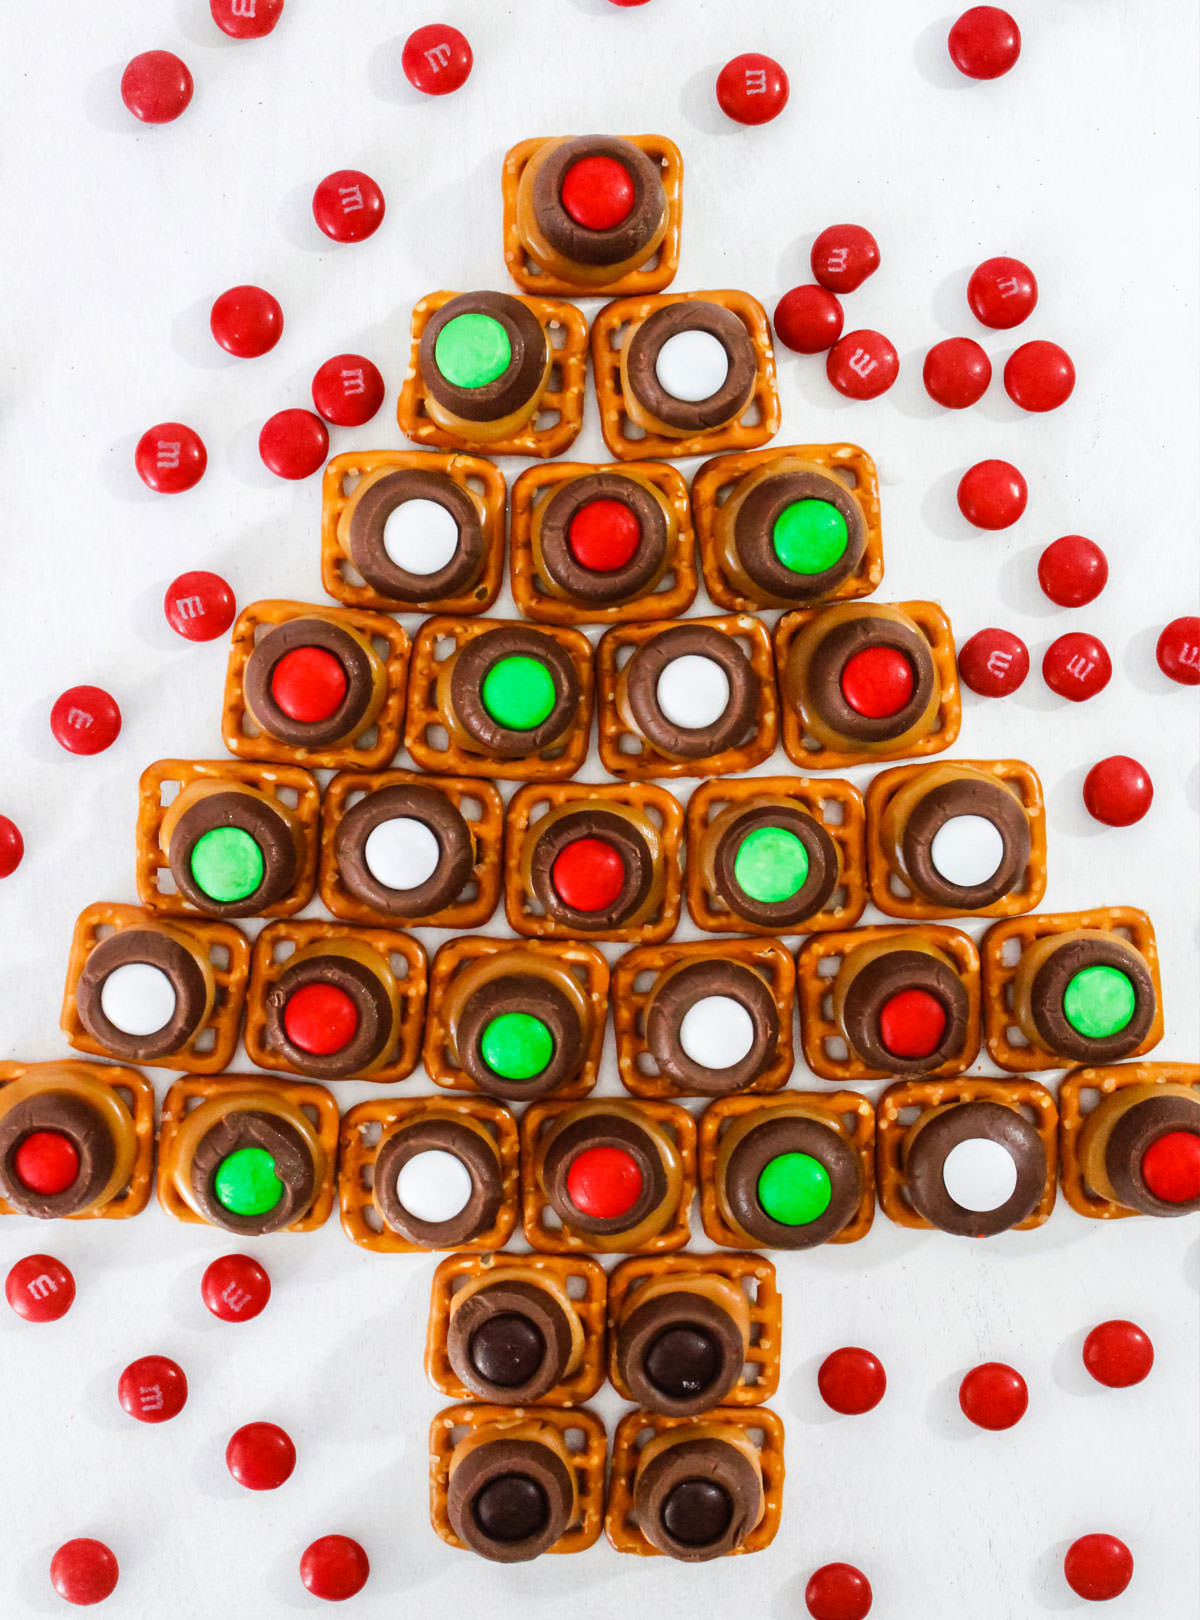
[516,797,668,937]
[534,1102,685,1251]
[832,934,973,1075]
[515,135,671,289]
[696,793,844,930]
[444,1266,586,1403]
[1076,1081,1200,1217]
[238,612,390,755]
[530,468,679,611]
[434,623,586,765]
[167,1088,327,1236]
[374,1109,507,1248]
[331,781,480,922]
[632,1422,764,1561]
[338,464,494,606]
[158,778,304,919]
[1011,930,1157,1065]
[611,621,769,766]
[641,957,782,1097]
[419,292,551,444]
[260,937,402,1081]
[0,1067,141,1219]
[614,1272,750,1415]
[72,920,216,1063]
[446,1416,578,1562]
[441,948,596,1102]
[897,1097,1048,1237]
[877,763,1036,912]
[714,1102,865,1249]
[620,299,759,441]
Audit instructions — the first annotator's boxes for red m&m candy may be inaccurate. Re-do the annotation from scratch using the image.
[165,571,237,642]
[817,1347,887,1415]
[1156,615,1200,685]
[1004,339,1075,412]
[201,1253,271,1322]
[957,459,1027,529]
[948,7,1021,80]
[118,1354,188,1423]
[1082,1320,1154,1388]
[300,1535,370,1602]
[1038,535,1107,607]
[569,500,641,572]
[1043,632,1111,701]
[50,1539,119,1606]
[840,647,914,717]
[211,0,283,39]
[121,51,193,124]
[0,815,24,878]
[716,53,789,125]
[51,687,122,756]
[879,988,946,1059]
[1083,756,1153,827]
[806,1563,873,1620]
[968,256,1037,328]
[958,627,1029,697]
[6,1254,75,1322]
[774,285,844,354]
[551,837,626,913]
[561,156,635,229]
[826,330,898,401]
[210,285,283,358]
[567,1145,643,1219]
[135,422,207,493]
[283,983,359,1055]
[1064,1533,1133,1601]
[270,646,347,720]
[311,354,385,427]
[259,409,329,480]
[923,338,991,408]
[959,1361,1028,1429]
[811,224,880,294]
[14,1132,78,1195]
[402,24,473,95]
[227,1420,297,1489]
[1141,1131,1200,1204]
[312,170,385,243]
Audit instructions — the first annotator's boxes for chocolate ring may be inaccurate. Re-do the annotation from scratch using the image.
[0,1091,118,1218]
[623,624,761,760]
[168,791,298,919]
[800,613,937,744]
[722,1114,863,1249]
[625,302,758,433]
[900,779,1031,909]
[447,1279,575,1402]
[75,927,208,1061]
[616,1290,745,1416]
[1105,1094,1200,1217]
[263,953,394,1080]
[419,293,548,425]
[904,1100,1046,1237]
[448,627,581,758]
[1028,937,1155,1063]
[644,959,780,1095]
[243,617,377,749]
[187,1109,316,1236]
[539,1111,668,1238]
[732,469,866,602]
[634,1435,762,1562]
[530,136,667,268]
[334,784,475,919]
[454,971,586,1102]
[840,950,969,1073]
[536,472,668,605]
[346,469,485,602]
[447,1435,575,1563]
[527,808,654,932]
[710,803,840,928]
[373,1117,502,1247]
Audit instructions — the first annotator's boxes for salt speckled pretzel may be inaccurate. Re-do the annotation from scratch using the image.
[502,134,684,297]
[136,758,321,920]
[774,600,961,770]
[320,449,507,616]
[504,780,685,945]
[698,1091,876,1248]
[596,613,779,780]
[1059,1062,1200,1220]
[796,923,981,1082]
[318,769,504,932]
[612,937,795,1099]
[865,758,1047,920]
[875,1076,1058,1231]
[425,1251,608,1405]
[691,443,884,613]
[403,616,594,781]
[508,459,698,624]
[220,599,411,773]
[397,290,589,459]
[243,919,427,1084]
[0,1059,155,1220]
[607,1253,781,1406]
[155,1074,339,1233]
[591,289,780,461]
[604,1405,785,1557]
[338,1094,519,1255]
[981,907,1164,1072]
[520,1097,697,1255]
[60,902,249,1075]
[684,774,867,936]
[429,1402,607,1555]
[424,935,609,1099]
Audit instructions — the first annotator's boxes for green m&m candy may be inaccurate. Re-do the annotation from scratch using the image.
[214,1147,284,1217]
[1063,964,1136,1039]
[772,499,849,576]
[733,826,809,904]
[190,826,264,904]
[434,313,512,390]
[757,1151,832,1225]
[481,655,557,730]
[480,1012,554,1080]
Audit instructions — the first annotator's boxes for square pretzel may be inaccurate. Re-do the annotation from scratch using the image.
[321,449,506,616]
[243,920,427,1084]
[981,907,1164,1072]
[796,924,982,1082]
[156,1074,339,1233]
[509,459,698,624]
[220,599,410,772]
[61,902,249,1075]
[605,1405,785,1557]
[774,600,961,770]
[1058,1062,1200,1220]
[136,758,321,920]
[612,938,795,1098]
[426,1252,608,1405]
[876,1076,1058,1231]
[607,1253,781,1406]
[505,781,685,945]
[430,1403,606,1555]
[591,289,780,461]
[397,290,589,459]
[424,936,609,1099]
[520,1098,697,1255]
[502,134,683,297]
[691,444,884,613]
[403,617,594,781]
[684,775,867,936]
[865,759,1048,920]
[596,613,779,780]
[698,1091,876,1248]
[338,1095,519,1255]
[0,1060,155,1220]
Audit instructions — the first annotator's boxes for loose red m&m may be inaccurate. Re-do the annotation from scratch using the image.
[827,330,898,400]
[311,354,385,427]
[6,1254,75,1322]
[959,1361,1028,1429]
[568,499,641,571]
[283,983,359,1055]
[922,338,991,408]
[0,815,24,878]
[1004,340,1076,412]
[774,285,844,354]
[14,1132,79,1196]
[817,1347,887,1415]
[551,838,625,912]
[201,1253,271,1322]
[259,409,329,480]
[1083,757,1153,827]
[165,571,236,642]
[957,459,1027,529]
[1064,1533,1133,1601]
[1082,1320,1154,1388]
[806,1563,873,1620]
[50,1539,119,1606]
[135,422,207,493]
[211,0,283,39]
[1043,632,1111,701]
[402,24,473,95]
[958,627,1029,696]
[561,156,635,229]
[300,1535,370,1602]
[840,647,914,717]
[312,170,385,243]
[118,1354,188,1423]
[968,256,1037,328]
[879,989,946,1059]
[811,224,880,294]
[121,51,193,124]
[948,7,1021,80]
[716,53,789,126]
[1141,1131,1200,1204]
[1038,535,1108,607]
[227,1420,297,1489]
[51,687,122,756]
[566,1145,643,1219]
[210,285,283,359]
[1156,615,1200,685]
[270,646,347,721]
